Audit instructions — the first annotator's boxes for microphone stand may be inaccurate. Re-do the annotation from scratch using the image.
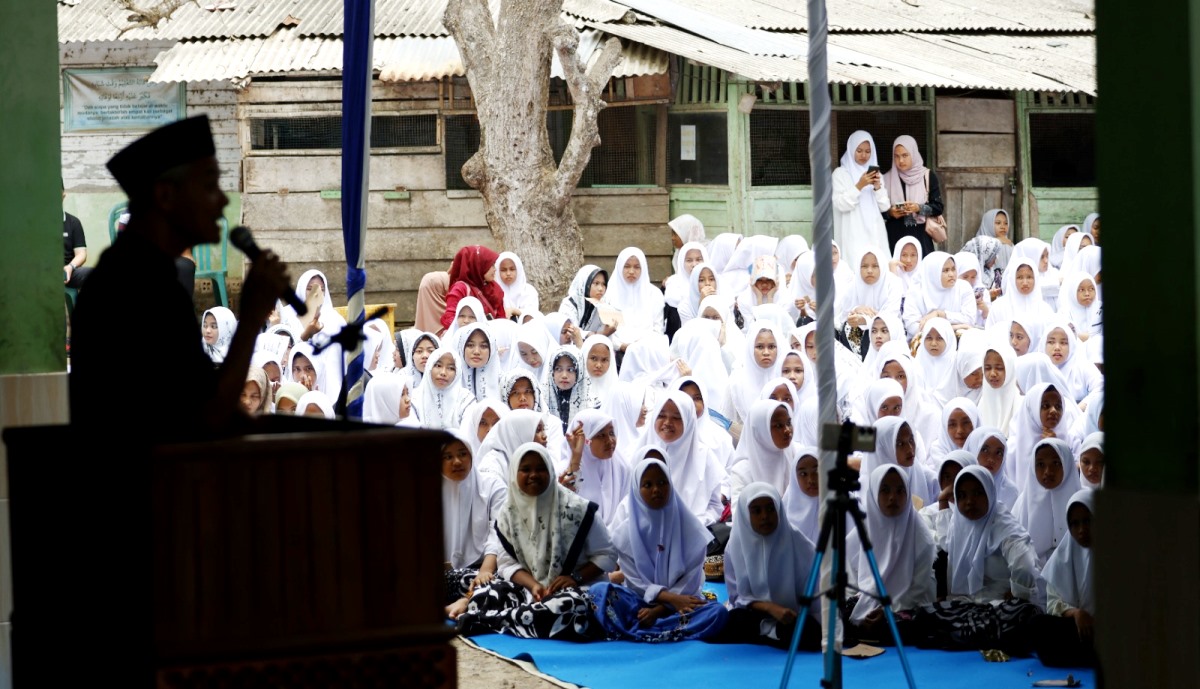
[310,305,390,418]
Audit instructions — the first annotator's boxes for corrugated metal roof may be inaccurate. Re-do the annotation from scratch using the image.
[621,0,806,31]
[613,0,805,57]
[149,29,668,84]
[821,0,1094,33]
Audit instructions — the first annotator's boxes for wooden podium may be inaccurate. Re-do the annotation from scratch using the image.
[4,419,456,688]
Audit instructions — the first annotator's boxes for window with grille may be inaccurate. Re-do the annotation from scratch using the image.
[750,110,811,186]
[833,110,932,173]
[250,114,438,151]
[1029,112,1096,187]
[443,106,659,190]
[667,112,728,185]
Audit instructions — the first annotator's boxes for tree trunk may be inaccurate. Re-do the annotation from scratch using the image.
[444,0,622,307]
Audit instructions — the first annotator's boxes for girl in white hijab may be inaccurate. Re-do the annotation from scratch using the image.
[513,320,550,383]
[890,236,924,294]
[775,235,810,286]
[456,443,616,640]
[674,375,736,469]
[201,305,238,363]
[413,347,472,430]
[457,323,503,403]
[1007,314,1041,359]
[1060,231,1095,276]
[721,235,778,298]
[836,247,903,334]
[727,320,785,425]
[605,382,649,466]
[1039,317,1103,403]
[1031,489,1097,668]
[913,317,960,406]
[606,248,666,351]
[866,341,941,451]
[953,250,991,327]
[362,319,397,377]
[786,250,819,324]
[287,342,325,392]
[442,429,506,615]
[644,389,726,526]
[1008,382,1083,495]
[669,213,707,247]
[568,409,629,528]
[974,209,1014,279]
[665,241,709,312]
[858,314,907,390]
[671,320,733,419]
[475,408,546,482]
[589,456,729,641]
[494,251,539,320]
[783,446,822,545]
[362,371,415,426]
[847,466,936,632]
[863,416,938,508]
[978,343,1022,435]
[927,397,980,472]
[443,295,486,344]
[705,232,742,275]
[902,251,975,339]
[945,466,1038,603]
[728,400,794,510]
[736,255,787,310]
[1056,272,1103,341]
[296,390,337,419]
[715,482,820,650]
[1013,237,1060,310]
[580,333,622,410]
[1049,225,1078,270]
[558,264,609,336]
[964,428,1018,511]
[698,294,744,371]
[404,331,440,390]
[1014,438,1082,568]
[280,268,348,347]
[1076,431,1104,490]
[832,130,891,263]
[986,256,1054,328]
[680,263,721,325]
[458,398,507,456]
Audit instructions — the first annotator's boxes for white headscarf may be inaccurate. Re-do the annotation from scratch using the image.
[914,317,959,405]
[295,389,336,419]
[610,457,711,599]
[731,321,786,423]
[281,268,347,337]
[978,342,1022,433]
[783,446,822,544]
[495,251,539,316]
[574,409,629,527]
[891,236,924,292]
[414,347,471,430]
[725,483,816,610]
[477,408,545,479]
[441,429,499,569]
[668,214,707,246]
[907,251,971,330]
[1014,438,1082,564]
[457,323,503,403]
[1060,231,1093,276]
[495,442,595,587]
[672,374,735,469]
[605,382,648,464]
[514,319,551,383]
[1049,225,1078,269]
[1077,431,1104,490]
[362,371,411,425]
[838,246,901,324]
[928,397,980,468]
[404,331,440,389]
[860,314,907,387]
[444,295,486,343]
[736,400,794,496]
[1010,382,1083,494]
[362,319,397,376]
[618,334,676,388]
[1056,272,1103,339]
[776,235,810,284]
[543,345,595,433]
[458,398,509,456]
[666,241,709,309]
[705,233,742,274]
[991,257,1053,327]
[786,251,818,323]
[862,416,936,507]
[1041,489,1095,614]
[671,319,732,418]
[644,389,725,522]
[562,265,607,333]
[1038,317,1102,403]
[202,305,238,363]
[680,262,720,324]
[606,247,665,332]
[839,129,884,233]
[581,334,621,408]
[946,466,1029,597]
[851,465,935,624]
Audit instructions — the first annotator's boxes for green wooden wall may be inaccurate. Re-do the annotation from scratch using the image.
[1029,187,1099,240]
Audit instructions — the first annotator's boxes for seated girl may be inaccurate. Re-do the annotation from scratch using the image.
[296,390,336,419]
[709,482,821,650]
[1076,431,1104,490]
[441,430,506,618]
[863,417,938,509]
[241,367,271,416]
[728,400,794,510]
[475,409,547,482]
[1031,490,1097,667]
[362,371,417,426]
[457,399,507,456]
[272,381,308,415]
[567,409,629,528]
[784,447,822,545]
[413,347,472,430]
[404,332,439,390]
[543,345,597,434]
[1009,382,1082,494]
[917,449,977,556]
[675,375,735,468]
[590,457,728,641]
[458,323,502,402]
[443,296,485,345]
[847,466,936,644]
[495,251,539,321]
[1014,438,1082,568]
[641,389,726,530]
[458,443,617,640]
[964,426,1019,510]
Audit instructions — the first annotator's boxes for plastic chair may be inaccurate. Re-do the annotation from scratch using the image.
[64,285,78,315]
[108,201,127,245]
[193,218,230,308]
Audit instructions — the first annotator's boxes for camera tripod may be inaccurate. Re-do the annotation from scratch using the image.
[778,421,919,689]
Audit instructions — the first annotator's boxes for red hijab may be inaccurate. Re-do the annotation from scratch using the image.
[449,245,505,317]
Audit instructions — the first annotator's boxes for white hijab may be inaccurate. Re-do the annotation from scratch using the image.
[441,429,497,569]
[1038,317,1101,403]
[514,319,551,383]
[839,129,883,231]
[946,466,1029,597]
[736,400,794,497]
[404,331,440,389]
[990,257,1053,325]
[666,241,710,309]
[610,457,711,599]
[543,345,595,433]
[362,371,410,425]
[606,247,665,330]
[731,321,786,423]
[477,408,545,478]
[458,398,509,456]
[1077,431,1104,490]
[495,442,595,587]
[495,251,538,315]
[1041,489,1095,614]
[281,268,346,336]
[644,389,724,522]
[1010,382,1083,494]
[851,465,935,624]
[891,236,924,292]
[444,295,486,343]
[202,305,238,363]
[914,317,959,405]
[978,343,1022,433]
[1013,438,1082,564]
[725,483,816,610]
[862,416,936,507]
[928,397,980,467]
[574,409,629,527]
[457,323,503,403]
[414,347,471,430]
[581,334,621,408]
[783,446,822,544]
[838,246,901,323]
[1056,272,1103,339]
[680,262,720,324]
[296,390,336,419]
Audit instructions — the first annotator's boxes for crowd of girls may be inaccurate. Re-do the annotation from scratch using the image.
[223,132,1101,667]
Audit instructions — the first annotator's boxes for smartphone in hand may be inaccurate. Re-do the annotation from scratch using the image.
[867,165,880,174]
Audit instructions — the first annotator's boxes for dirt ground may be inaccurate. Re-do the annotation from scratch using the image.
[452,637,565,689]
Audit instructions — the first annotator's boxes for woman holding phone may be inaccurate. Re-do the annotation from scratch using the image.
[882,135,944,255]
[833,130,891,264]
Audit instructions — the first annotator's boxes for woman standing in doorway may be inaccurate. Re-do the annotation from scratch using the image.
[832,130,891,263]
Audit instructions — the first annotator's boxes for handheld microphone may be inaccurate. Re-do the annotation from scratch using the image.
[229,225,308,317]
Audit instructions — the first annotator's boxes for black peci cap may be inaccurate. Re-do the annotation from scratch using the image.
[106,115,217,198]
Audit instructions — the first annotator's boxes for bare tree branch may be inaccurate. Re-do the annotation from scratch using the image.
[444,0,497,80]
[552,26,622,205]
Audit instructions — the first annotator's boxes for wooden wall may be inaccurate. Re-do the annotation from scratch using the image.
[241,80,671,323]
[935,97,1018,252]
[1029,187,1099,241]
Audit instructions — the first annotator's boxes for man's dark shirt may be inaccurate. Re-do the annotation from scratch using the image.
[63,213,85,265]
